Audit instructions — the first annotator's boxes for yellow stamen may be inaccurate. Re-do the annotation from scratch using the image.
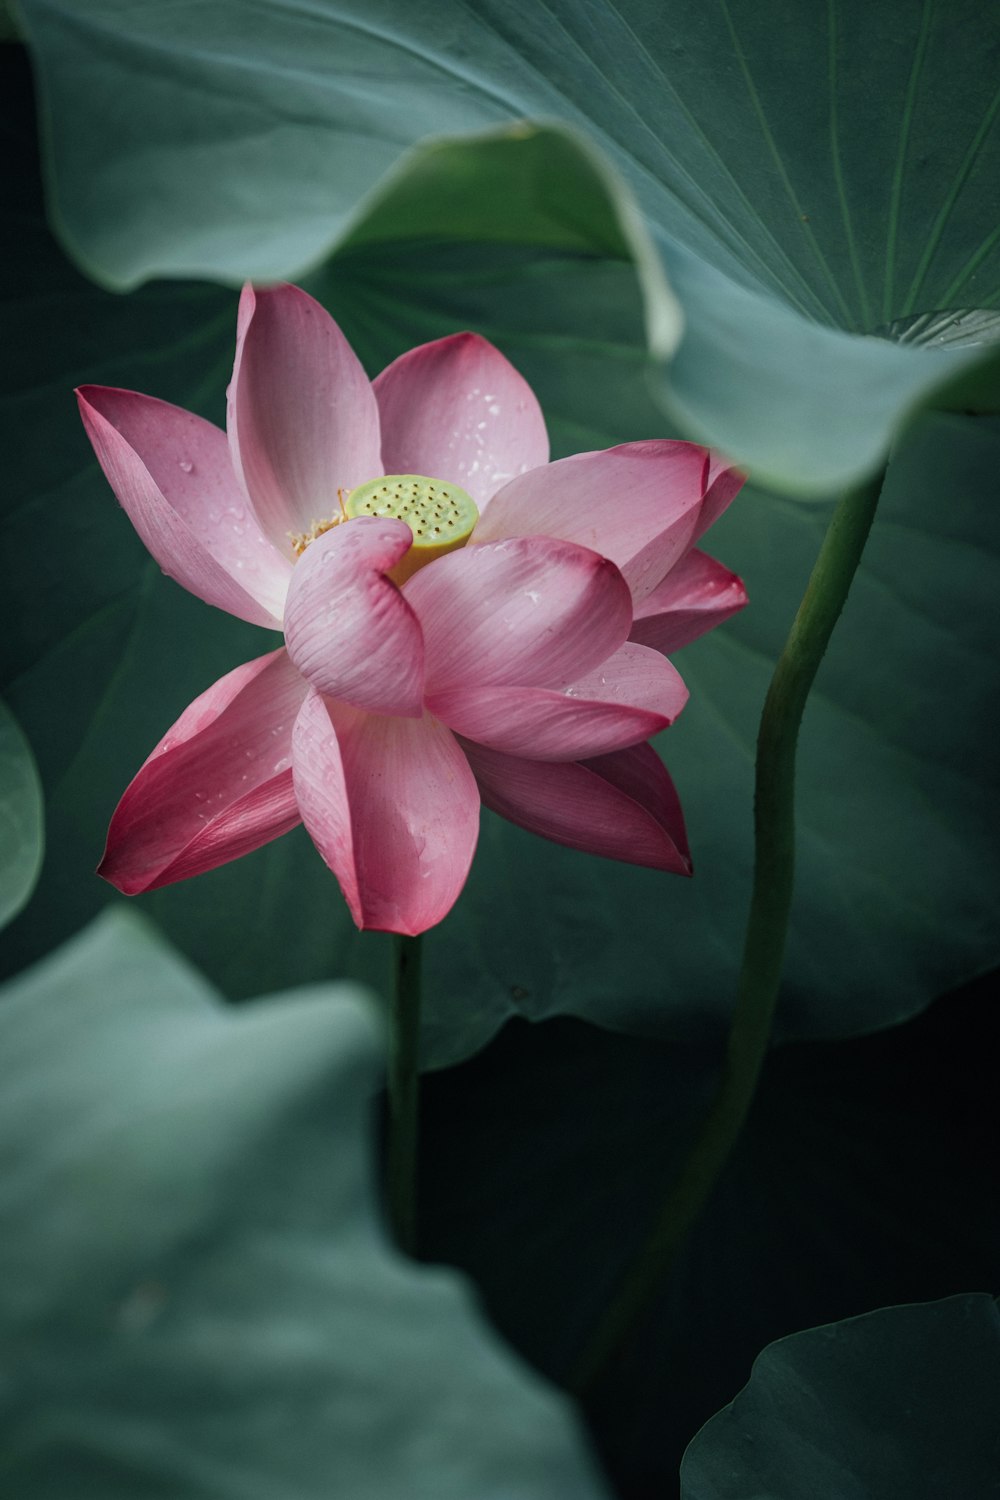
[288,489,350,556]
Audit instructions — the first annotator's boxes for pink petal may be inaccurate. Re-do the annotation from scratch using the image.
[99,649,308,895]
[462,739,692,874]
[77,388,289,626]
[429,643,688,760]
[472,440,711,602]
[227,283,382,556]
[373,333,549,508]
[283,517,424,716]
[630,549,749,654]
[405,536,632,695]
[292,692,480,934]
[696,454,746,539]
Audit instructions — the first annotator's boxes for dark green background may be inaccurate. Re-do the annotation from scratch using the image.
[3,5,1000,1493]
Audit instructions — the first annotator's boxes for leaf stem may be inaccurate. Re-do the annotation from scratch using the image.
[387,932,422,1254]
[570,467,886,1393]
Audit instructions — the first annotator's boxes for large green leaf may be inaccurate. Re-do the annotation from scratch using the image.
[0,698,43,931]
[2,48,998,1062]
[0,910,609,1498]
[18,0,1000,491]
[680,1296,1000,1497]
[417,973,1000,1491]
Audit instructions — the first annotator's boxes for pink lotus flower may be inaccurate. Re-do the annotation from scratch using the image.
[77,284,746,935]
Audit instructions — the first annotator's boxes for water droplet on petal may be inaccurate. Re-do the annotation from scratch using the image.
[178,459,194,474]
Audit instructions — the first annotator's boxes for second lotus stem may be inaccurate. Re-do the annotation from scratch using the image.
[570,465,887,1392]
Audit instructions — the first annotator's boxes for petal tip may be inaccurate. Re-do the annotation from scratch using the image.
[96,849,144,897]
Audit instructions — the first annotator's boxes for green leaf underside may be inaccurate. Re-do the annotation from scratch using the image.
[879,306,1000,347]
[18,0,1000,490]
[680,1296,1000,1497]
[0,912,608,1498]
[2,49,999,1063]
[0,698,44,932]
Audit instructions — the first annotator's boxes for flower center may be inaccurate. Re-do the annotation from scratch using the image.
[288,475,479,581]
[345,474,479,584]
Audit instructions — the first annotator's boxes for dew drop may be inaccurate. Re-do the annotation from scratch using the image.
[178,459,194,474]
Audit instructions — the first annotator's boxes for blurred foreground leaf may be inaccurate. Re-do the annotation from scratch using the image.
[680,1296,1000,1498]
[0,910,608,1498]
[0,698,43,931]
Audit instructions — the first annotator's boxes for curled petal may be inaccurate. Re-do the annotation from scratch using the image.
[630,549,749,655]
[429,643,688,760]
[405,536,632,695]
[374,332,549,508]
[77,388,289,626]
[292,693,480,934]
[462,739,692,874]
[227,283,382,556]
[99,650,308,894]
[472,440,710,602]
[696,454,746,539]
[283,517,424,716]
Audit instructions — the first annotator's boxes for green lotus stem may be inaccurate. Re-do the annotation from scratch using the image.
[570,466,886,1393]
[387,932,423,1254]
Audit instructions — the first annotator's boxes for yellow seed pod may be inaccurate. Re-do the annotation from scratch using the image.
[344,474,479,584]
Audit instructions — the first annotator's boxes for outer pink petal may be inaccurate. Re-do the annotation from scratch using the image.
[462,739,692,874]
[428,643,688,760]
[77,388,288,626]
[472,440,710,602]
[292,692,480,934]
[373,332,549,509]
[283,517,424,716]
[695,455,746,539]
[227,283,382,556]
[630,549,749,654]
[99,649,308,895]
[405,536,632,695]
